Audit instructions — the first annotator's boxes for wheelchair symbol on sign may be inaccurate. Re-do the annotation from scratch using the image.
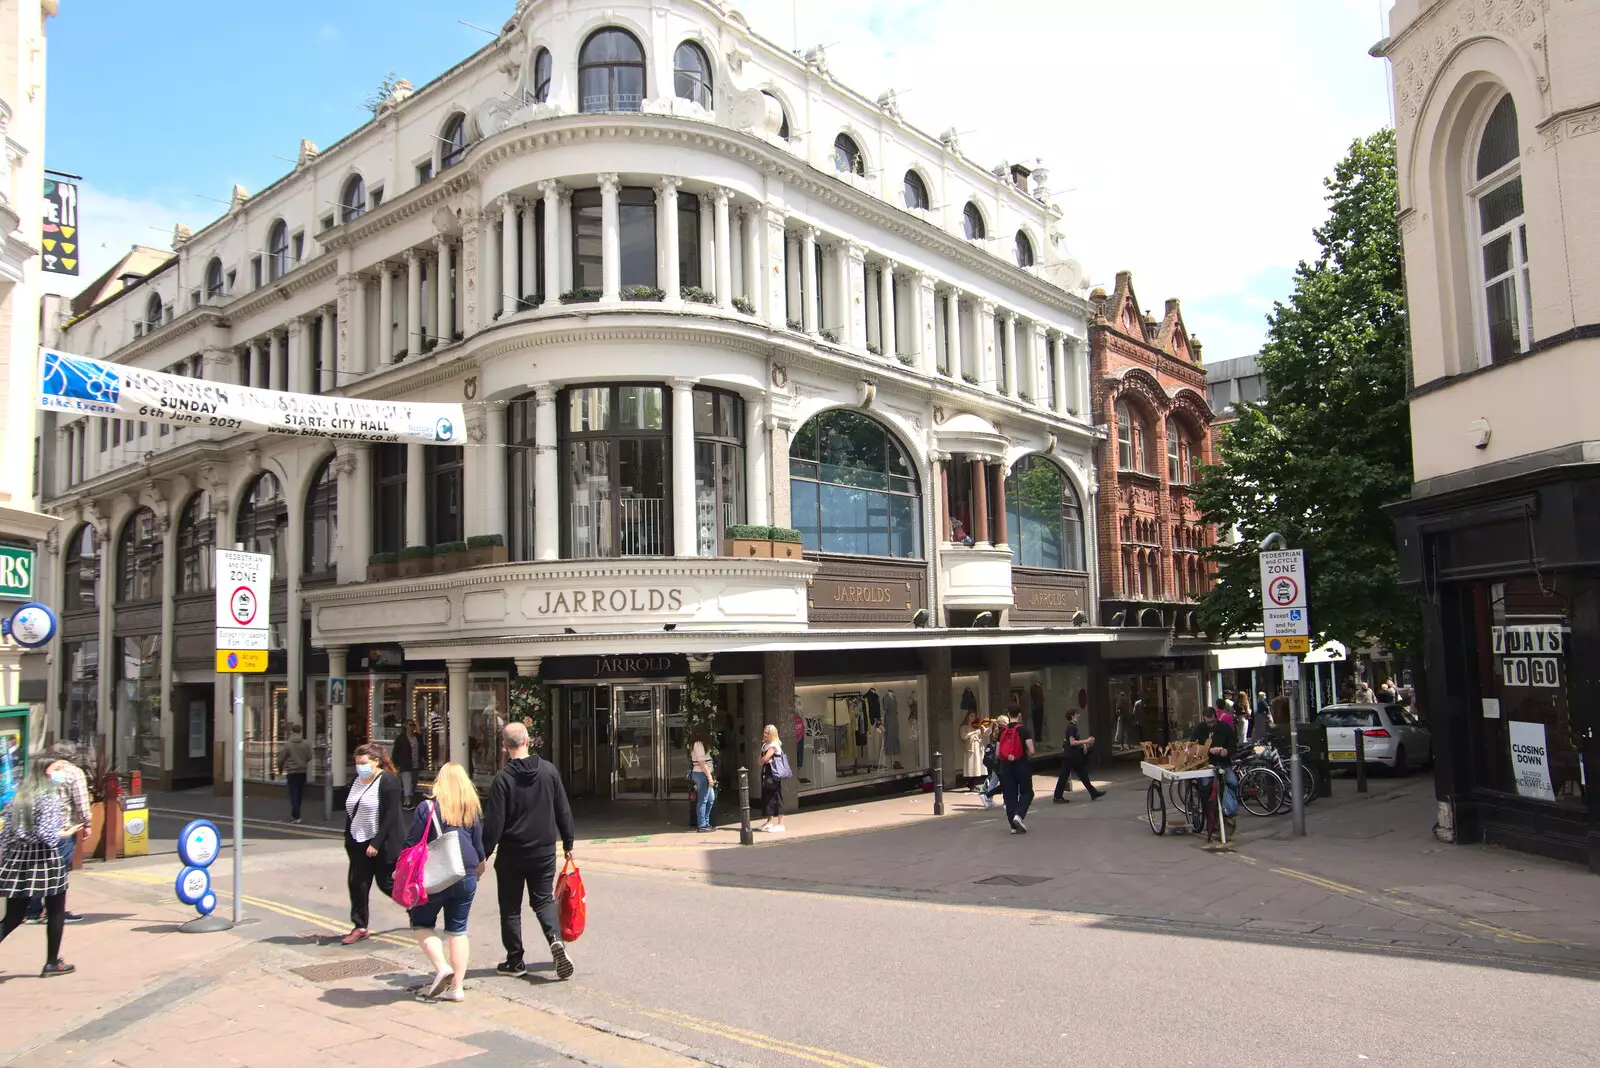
[1289,609,1303,622]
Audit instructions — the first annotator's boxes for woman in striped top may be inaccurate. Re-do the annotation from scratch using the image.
[341,742,404,945]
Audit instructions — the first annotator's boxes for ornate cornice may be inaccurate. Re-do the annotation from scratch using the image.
[1538,102,1600,148]
[223,258,340,323]
[111,306,228,364]
[318,169,476,251]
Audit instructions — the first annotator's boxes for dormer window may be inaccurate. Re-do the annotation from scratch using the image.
[341,175,366,223]
[833,134,865,177]
[1014,230,1034,268]
[579,28,645,113]
[962,202,986,240]
[903,170,929,210]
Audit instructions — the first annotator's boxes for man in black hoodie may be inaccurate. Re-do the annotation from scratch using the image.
[482,722,577,979]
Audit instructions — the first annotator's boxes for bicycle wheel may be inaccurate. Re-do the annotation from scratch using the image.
[1167,779,1191,816]
[1184,780,1208,834]
[1299,761,1320,806]
[1238,767,1285,817]
[1146,781,1167,835]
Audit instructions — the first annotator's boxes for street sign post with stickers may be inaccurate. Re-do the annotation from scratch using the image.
[211,547,271,929]
[1259,538,1310,836]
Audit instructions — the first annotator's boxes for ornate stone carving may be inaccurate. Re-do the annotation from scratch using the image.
[1540,105,1600,148]
[1390,0,1548,125]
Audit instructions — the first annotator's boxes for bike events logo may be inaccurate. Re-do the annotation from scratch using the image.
[435,416,455,442]
[40,350,120,413]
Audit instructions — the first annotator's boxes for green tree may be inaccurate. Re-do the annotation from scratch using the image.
[1195,128,1418,654]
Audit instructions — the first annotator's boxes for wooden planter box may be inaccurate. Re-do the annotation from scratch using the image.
[397,555,435,579]
[769,540,802,560]
[725,538,772,558]
[434,552,469,574]
[366,562,398,582]
[466,545,509,568]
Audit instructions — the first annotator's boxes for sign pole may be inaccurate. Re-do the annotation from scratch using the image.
[1261,532,1307,837]
[214,542,272,926]
[232,669,244,924]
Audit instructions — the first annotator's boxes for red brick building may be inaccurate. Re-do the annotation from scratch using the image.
[1089,271,1215,632]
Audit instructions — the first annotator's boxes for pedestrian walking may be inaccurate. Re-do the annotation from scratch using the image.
[1053,710,1104,803]
[279,725,312,824]
[26,744,88,925]
[978,716,1005,809]
[342,742,404,946]
[994,714,1035,833]
[689,731,717,832]
[393,720,418,809]
[758,725,787,833]
[0,757,80,976]
[482,722,577,981]
[958,712,986,790]
[407,762,484,1003]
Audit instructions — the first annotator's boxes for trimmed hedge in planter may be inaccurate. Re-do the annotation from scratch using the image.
[466,533,508,567]
[398,544,435,578]
[732,296,756,315]
[367,551,399,582]
[559,287,602,304]
[621,285,665,301]
[681,285,717,305]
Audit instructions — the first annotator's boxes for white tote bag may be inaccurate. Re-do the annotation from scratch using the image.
[421,803,466,895]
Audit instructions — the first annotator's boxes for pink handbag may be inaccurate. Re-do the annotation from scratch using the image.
[391,803,433,908]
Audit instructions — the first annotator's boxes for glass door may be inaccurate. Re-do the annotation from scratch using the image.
[411,678,448,780]
[565,687,598,798]
[661,687,689,800]
[612,686,657,798]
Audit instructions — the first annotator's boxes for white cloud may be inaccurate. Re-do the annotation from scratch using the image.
[38,187,202,300]
[737,0,1394,359]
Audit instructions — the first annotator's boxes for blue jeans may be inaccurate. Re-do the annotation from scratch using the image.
[27,836,75,919]
[407,874,478,935]
[691,771,715,829]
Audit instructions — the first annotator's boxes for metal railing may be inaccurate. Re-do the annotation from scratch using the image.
[570,496,665,558]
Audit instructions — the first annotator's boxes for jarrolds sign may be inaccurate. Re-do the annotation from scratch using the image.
[533,588,686,615]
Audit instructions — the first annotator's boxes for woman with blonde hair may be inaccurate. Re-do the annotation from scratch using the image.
[406,762,486,1002]
[0,757,81,976]
[757,724,786,833]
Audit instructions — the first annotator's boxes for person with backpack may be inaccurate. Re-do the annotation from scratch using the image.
[994,713,1036,833]
[405,762,485,1003]
[758,724,789,833]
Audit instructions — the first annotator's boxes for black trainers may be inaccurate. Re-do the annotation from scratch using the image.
[42,959,75,978]
[62,911,86,923]
[496,959,527,978]
[550,940,574,980]
[1052,795,1071,804]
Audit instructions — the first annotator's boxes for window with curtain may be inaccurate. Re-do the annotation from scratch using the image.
[1004,456,1085,571]
[118,508,161,602]
[236,472,288,578]
[673,41,712,109]
[267,220,289,280]
[532,48,552,103]
[340,174,366,223]
[304,456,338,576]
[176,491,215,594]
[64,523,99,611]
[693,388,744,555]
[373,444,407,554]
[579,28,645,113]
[561,385,669,558]
[1472,93,1531,365]
[962,202,986,240]
[425,446,464,547]
[507,396,538,561]
[903,170,929,210]
[440,113,469,169]
[789,410,921,559]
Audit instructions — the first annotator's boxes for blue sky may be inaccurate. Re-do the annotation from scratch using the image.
[44,0,1393,360]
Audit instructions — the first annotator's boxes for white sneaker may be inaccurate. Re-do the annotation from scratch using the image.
[1011,815,1027,834]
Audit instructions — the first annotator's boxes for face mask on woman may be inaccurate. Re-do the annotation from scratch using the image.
[355,762,376,780]
[49,769,70,785]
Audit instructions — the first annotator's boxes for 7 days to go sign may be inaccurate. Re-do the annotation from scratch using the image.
[215,549,272,651]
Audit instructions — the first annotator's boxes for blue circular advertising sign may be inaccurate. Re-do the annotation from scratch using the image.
[5,602,57,648]
[175,865,211,906]
[196,891,218,916]
[178,819,221,868]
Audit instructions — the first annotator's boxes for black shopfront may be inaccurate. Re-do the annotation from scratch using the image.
[1391,460,1599,872]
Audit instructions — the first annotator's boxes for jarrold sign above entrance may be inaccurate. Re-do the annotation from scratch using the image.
[533,588,686,615]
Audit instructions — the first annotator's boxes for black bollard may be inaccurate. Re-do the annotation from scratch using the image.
[933,751,945,816]
[1355,728,1368,793]
[738,767,754,845]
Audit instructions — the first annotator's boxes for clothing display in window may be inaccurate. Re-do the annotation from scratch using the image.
[960,687,977,714]
[1030,683,1045,740]
[882,690,900,757]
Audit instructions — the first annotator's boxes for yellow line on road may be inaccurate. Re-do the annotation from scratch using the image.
[1270,867,1364,895]
[640,1008,890,1068]
[1462,919,1558,946]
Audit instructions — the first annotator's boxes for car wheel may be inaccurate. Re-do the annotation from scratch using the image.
[1421,742,1434,770]
[1393,745,1408,776]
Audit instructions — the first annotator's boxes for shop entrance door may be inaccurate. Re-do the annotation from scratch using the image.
[609,685,688,800]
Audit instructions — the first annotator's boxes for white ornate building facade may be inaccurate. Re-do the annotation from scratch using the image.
[38,0,1112,802]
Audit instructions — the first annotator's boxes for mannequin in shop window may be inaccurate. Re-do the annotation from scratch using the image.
[882,688,901,770]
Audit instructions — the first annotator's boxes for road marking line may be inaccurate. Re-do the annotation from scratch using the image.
[1462,919,1557,946]
[1271,867,1363,894]
[640,1008,886,1068]
[652,1008,890,1068]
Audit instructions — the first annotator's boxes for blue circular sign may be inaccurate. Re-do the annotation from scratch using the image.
[5,602,57,648]
[178,819,221,868]
[196,891,218,916]
[175,865,211,906]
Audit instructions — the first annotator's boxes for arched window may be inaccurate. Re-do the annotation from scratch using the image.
[204,257,224,299]
[1115,398,1153,473]
[303,455,338,577]
[761,91,791,140]
[63,524,99,611]
[532,48,553,103]
[440,113,469,169]
[962,202,986,240]
[789,410,921,559]
[833,134,865,176]
[903,170,929,210]
[1166,416,1184,483]
[1116,399,1135,470]
[1005,456,1085,571]
[266,219,289,280]
[236,472,287,579]
[117,508,161,603]
[579,28,645,113]
[1472,93,1530,365]
[144,293,163,330]
[340,174,367,223]
[176,491,215,594]
[1015,230,1035,267]
[673,40,712,109]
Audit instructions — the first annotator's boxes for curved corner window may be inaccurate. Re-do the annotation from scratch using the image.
[304,455,338,577]
[1004,456,1085,571]
[236,472,288,579]
[176,491,215,594]
[1015,229,1034,267]
[340,174,367,223]
[579,28,645,113]
[561,384,668,558]
[440,113,469,169]
[204,257,225,299]
[673,41,713,109]
[267,219,289,280]
[1471,93,1530,366]
[833,134,865,176]
[117,508,161,603]
[962,201,986,240]
[570,185,658,290]
[532,48,553,104]
[903,170,929,210]
[64,523,100,611]
[789,409,922,559]
[693,388,745,556]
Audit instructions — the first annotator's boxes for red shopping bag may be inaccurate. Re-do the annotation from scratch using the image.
[555,857,586,942]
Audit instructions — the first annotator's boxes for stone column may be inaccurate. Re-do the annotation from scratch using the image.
[464,405,486,545]
[539,181,563,308]
[335,445,368,584]
[158,509,177,784]
[741,206,761,313]
[1001,313,1018,398]
[558,188,574,293]
[405,442,426,549]
[483,401,508,545]
[712,189,733,309]
[435,236,453,343]
[745,392,769,526]
[769,417,793,528]
[671,378,698,557]
[285,491,305,750]
[984,644,1011,735]
[405,250,423,358]
[657,178,682,303]
[845,242,867,349]
[972,458,989,546]
[285,317,307,394]
[991,461,1008,547]
[500,196,519,317]
[759,651,797,808]
[800,227,819,335]
[879,259,897,360]
[698,194,715,292]
[327,645,349,788]
[265,331,282,392]
[1066,337,1083,416]
[598,174,622,301]
[784,231,802,325]
[764,207,788,326]
[934,452,950,543]
[344,274,367,378]
[447,659,471,767]
[377,264,395,363]
[1032,324,1049,408]
[919,647,955,784]
[979,301,998,391]
[319,310,336,392]
[945,290,962,377]
[533,386,559,561]
[520,199,536,302]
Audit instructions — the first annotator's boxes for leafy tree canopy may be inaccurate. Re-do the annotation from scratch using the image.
[1194,128,1418,654]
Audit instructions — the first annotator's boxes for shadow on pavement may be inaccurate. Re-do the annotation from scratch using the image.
[320,986,416,1009]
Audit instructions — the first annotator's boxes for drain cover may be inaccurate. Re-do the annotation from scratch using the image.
[974,874,1052,887]
[290,956,392,982]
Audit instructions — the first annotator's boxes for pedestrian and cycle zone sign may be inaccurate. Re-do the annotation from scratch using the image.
[215,549,271,671]
[1259,549,1309,654]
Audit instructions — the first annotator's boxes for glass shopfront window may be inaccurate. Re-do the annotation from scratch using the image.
[793,677,926,793]
[468,676,509,787]
[348,677,405,767]
[242,676,290,782]
[1007,665,1089,756]
[62,640,99,744]
[408,677,449,781]
[508,397,538,561]
[789,410,922,559]
[562,385,669,558]
[1471,579,1584,807]
[118,635,162,772]
[306,678,331,785]
[693,388,744,555]
[1108,670,1204,755]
